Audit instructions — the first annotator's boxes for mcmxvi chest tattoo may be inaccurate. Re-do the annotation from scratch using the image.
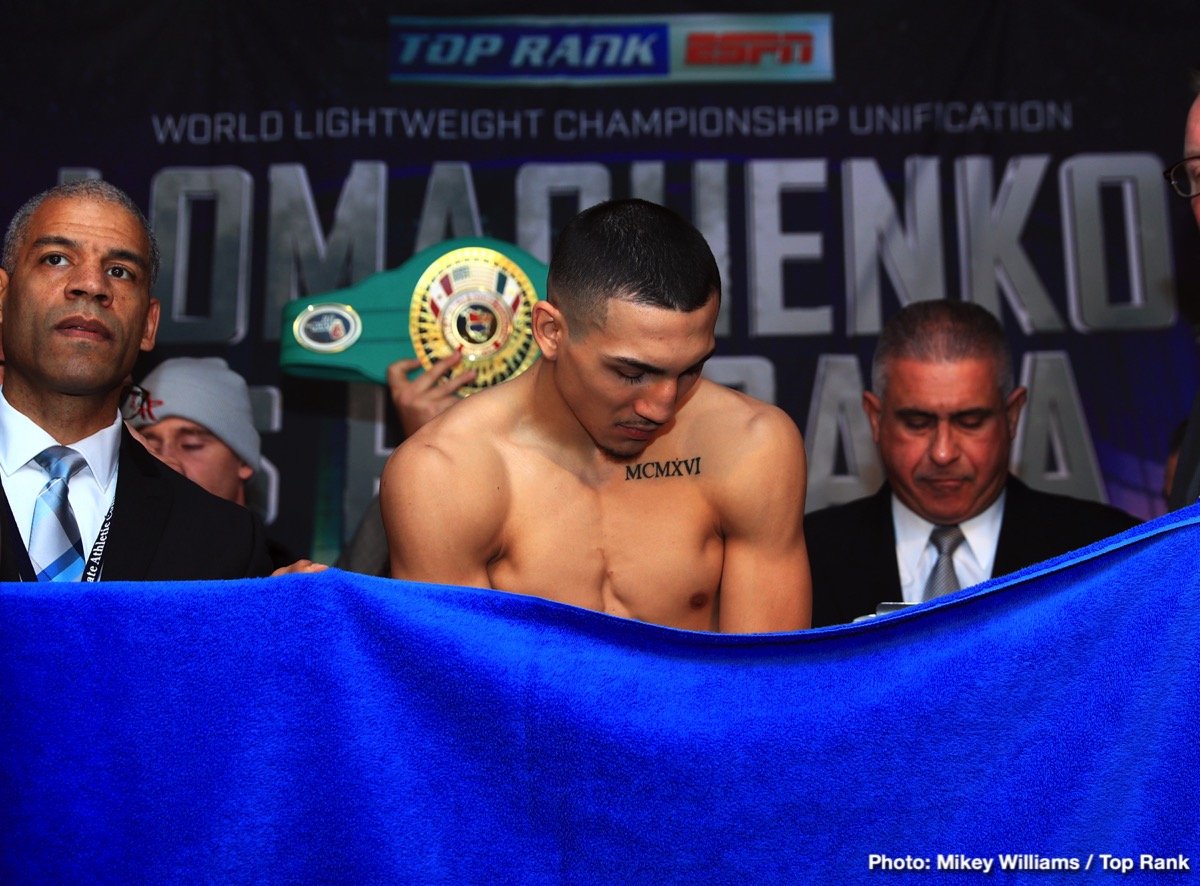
[624,456,701,481]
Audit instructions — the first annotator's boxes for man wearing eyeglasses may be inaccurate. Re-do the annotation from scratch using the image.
[1162,87,1200,510]
[0,181,273,581]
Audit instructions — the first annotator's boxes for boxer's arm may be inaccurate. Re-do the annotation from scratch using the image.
[716,407,811,633]
[380,435,502,589]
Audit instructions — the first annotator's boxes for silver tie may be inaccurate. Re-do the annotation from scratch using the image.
[923,524,965,601]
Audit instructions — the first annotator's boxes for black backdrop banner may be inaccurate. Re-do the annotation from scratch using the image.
[3,3,1199,560]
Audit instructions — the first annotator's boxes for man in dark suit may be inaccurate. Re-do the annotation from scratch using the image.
[0,180,272,581]
[807,300,1138,627]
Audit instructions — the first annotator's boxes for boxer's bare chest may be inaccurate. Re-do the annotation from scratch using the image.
[488,447,724,629]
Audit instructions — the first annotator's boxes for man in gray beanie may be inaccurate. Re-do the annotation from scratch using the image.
[130,357,315,571]
[131,357,261,509]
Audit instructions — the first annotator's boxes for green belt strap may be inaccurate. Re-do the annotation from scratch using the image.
[280,237,548,387]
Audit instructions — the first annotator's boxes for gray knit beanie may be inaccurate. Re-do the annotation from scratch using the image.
[131,357,261,473]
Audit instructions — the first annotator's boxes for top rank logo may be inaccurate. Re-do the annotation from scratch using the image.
[389,14,833,86]
[390,18,668,84]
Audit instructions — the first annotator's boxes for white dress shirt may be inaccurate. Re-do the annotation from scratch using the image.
[892,490,1006,604]
[0,389,121,561]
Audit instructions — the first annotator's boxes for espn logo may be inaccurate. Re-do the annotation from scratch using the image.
[686,32,814,67]
[388,14,833,85]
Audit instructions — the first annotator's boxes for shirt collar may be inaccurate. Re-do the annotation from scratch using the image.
[0,388,123,489]
[891,486,1007,571]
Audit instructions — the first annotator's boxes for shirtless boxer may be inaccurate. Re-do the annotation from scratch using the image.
[380,199,810,632]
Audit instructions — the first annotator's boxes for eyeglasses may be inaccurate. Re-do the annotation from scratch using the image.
[120,384,154,422]
[1163,156,1200,198]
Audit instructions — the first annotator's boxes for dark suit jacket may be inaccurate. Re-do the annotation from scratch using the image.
[1,427,274,581]
[806,476,1140,627]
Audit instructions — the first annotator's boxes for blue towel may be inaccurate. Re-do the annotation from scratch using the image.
[3,505,1199,883]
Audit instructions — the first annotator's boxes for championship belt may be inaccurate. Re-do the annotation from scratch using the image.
[280,237,547,392]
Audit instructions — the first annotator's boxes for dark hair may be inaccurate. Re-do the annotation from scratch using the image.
[547,198,720,334]
[2,180,160,286]
[871,300,1013,398]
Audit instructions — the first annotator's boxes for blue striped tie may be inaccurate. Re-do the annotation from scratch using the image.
[29,446,87,582]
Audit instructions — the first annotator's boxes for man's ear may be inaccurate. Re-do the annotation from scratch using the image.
[1004,386,1028,438]
[862,391,884,443]
[140,298,161,352]
[532,301,567,361]
[237,461,254,483]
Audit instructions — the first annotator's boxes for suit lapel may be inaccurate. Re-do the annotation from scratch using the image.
[872,484,903,605]
[0,479,31,581]
[100,429,171,581]
[843,484,903,620]
[993,476,1025,576]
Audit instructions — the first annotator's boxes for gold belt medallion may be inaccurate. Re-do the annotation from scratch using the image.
[409,246,541,394]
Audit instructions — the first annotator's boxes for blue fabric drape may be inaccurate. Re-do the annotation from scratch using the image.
[3,506,1198,883]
